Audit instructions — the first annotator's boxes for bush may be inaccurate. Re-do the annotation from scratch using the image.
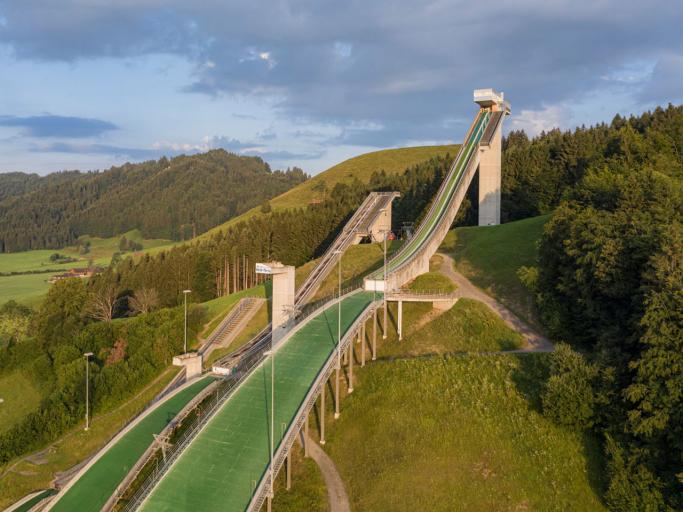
[541,343,598,429]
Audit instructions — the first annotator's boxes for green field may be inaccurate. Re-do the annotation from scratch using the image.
[319,354,605,511]
[200,145,459,240]
[442,214,550,327]
[0,371,44,435]
[380,298,524,360]
[0,272,60,307]
[0,230,175,306]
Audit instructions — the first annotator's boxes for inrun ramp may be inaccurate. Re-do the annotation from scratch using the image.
[139,292,375,512]
[367,110,491,283]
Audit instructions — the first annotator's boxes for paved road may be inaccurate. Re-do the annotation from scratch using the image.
[436,252,553,352]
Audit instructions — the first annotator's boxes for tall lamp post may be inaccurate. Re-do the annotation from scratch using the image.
[333,250,342,419]
[182,289,191,354]
[84,352,93,431]
[263,348,275,511]
[379,227,388,339]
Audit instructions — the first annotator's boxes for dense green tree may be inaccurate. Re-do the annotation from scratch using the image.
[0,150,307,252]
[542,343,599,429]
[33,279,89,347]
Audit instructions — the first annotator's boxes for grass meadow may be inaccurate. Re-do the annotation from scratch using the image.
[319,354,606,511]
[0,371,44,435]
[0,229,175,306]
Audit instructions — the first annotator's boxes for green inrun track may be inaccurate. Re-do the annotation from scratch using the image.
[369,110,491,279]
[49,376,215,512]
[139,291,375,512]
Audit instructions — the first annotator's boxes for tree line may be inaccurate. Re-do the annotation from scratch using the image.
[517,104,683,510]
[0,280,206,464]
[90,153,456,308]
[0,150,307,252]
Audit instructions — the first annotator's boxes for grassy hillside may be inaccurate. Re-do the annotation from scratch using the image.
[0,150,306,253]
[0,230,175,306]
[277,294,602,511]
[201,145,459,240]
[275,231,603,511]
[321,354,605,511]
[0,371,43,435]
[441,214,550,327]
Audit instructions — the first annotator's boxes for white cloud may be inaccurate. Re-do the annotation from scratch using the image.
[509,104,568,137]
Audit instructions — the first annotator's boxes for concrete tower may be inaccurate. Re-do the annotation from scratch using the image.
[268,262,296,344]
[474,89,510,226]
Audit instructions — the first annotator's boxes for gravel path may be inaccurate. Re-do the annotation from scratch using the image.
[303,434,351,512]
[436,252,554,352]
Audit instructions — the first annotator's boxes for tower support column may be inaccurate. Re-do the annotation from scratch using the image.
[372,308,377,360]
[348,341,354,393]
[320,384,326,445]
[398,300,403,341]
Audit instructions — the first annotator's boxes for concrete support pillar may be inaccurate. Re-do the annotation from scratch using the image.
[372,308,377,360]
[320,385,326,445]
[304,412,309,457]
[286,450,292,490]
[398,300,403,341]
[334,365,340,419]
[361,323,366,367]
[267,495,272,512]
[383,299,388,340]
[348,342,354,393]
[478,119,502,226]
[370,201,393,243]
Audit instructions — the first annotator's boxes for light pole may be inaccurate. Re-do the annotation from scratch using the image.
[333,250,342,419]
[380,229,388,339]
[84,352,93,431]
[182,289,191,354]
[263,348,275,511]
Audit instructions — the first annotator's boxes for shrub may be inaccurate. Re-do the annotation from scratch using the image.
[541,343,598,429]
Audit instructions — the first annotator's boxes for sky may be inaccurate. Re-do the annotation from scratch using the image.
[0,1,682,176]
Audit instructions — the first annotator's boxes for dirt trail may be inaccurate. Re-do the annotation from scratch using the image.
[436,252,553,352]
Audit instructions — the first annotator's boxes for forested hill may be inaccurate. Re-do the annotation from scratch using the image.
[0,150,307,252]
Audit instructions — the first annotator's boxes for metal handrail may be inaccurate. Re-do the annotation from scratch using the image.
[198,297,259,355]
[387,289,458,298]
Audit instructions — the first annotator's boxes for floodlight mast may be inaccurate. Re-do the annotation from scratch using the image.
[183,289,191,354]
[84,352,94,430]
[333,249,343,419]
[264,347,275,511]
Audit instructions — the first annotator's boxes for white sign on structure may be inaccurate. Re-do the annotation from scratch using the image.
[255,263,273,275]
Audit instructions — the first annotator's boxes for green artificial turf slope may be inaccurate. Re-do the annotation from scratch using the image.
[140,292,375,512]
[50,376,215,512]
